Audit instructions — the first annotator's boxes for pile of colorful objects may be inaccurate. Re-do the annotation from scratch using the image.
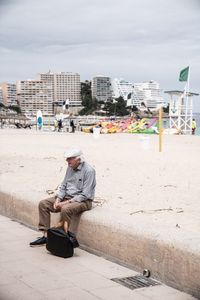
[82,118,159,134]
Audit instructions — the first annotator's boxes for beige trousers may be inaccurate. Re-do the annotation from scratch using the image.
[38,196,92,231]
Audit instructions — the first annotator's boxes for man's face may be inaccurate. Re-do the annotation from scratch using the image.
[66,157,80,169]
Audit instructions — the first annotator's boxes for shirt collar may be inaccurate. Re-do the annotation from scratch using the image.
[75,162,84,171]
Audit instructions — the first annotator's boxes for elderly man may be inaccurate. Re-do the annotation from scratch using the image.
[30,148,96,247]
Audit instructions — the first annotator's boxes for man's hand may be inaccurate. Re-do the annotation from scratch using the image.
[53,198,75,210]
[53,198,62,210]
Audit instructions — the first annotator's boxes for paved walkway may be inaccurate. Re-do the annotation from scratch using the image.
[0,215,196,300]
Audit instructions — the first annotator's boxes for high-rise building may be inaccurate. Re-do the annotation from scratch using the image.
[0,87,3,104]
[16,80,53,115]
[91,75,112,102]
[38,72,81,108]
[0,83,17,106]
[127,80,164,111]
[112,78,133,101]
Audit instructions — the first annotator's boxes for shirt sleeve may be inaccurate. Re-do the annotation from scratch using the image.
[73,168,96,202]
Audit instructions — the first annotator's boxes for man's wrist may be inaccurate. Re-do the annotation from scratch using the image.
[56,197,62,202]
[69,198,76,203]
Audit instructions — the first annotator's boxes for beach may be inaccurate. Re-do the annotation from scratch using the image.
[0,129,200,243]
[0,129,200,297]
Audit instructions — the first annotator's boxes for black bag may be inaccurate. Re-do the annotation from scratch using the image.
[68,231,79,248]
[46,227,79,258]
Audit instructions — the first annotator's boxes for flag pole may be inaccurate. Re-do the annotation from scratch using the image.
[185,66,190,133]
[187,65,190,94]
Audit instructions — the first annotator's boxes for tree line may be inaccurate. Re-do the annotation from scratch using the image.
[79,80,130,116]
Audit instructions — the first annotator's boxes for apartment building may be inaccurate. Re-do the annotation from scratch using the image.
[127,80,164,111]
[0,83,17,106]
[16,80,53,115]
[111,78,134,100]
[0,87,3,104]
[92,75,112,102]
[38,72,81,108]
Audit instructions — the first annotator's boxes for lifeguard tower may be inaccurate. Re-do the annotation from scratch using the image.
[164,90,199,134]
[164,67,199,134]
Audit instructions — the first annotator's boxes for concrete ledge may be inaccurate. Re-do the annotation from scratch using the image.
[77,212,200,299]
[0,191,200,299]
[0,191,38,229]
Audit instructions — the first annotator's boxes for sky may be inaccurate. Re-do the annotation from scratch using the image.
[0,0,200,111]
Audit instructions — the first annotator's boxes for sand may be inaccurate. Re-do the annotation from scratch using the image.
[0,128,200,248]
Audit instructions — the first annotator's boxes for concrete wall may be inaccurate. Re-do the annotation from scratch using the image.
[0,191,199,298]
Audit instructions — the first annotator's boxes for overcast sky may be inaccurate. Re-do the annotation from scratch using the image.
[0,0,200,110]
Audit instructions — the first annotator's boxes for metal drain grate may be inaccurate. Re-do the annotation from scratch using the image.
[111,275,161,290]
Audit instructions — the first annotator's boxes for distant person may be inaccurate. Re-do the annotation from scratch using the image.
[77,121,81,131]
[58,119,62,132]
[1,120,5,129]
[70,120,76,133]
[54,119,58,131]
[192,118,196,135]
[37,116,43,130]
[30,148,96,247]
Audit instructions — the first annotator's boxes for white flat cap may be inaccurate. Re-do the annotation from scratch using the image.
[64,147,83,159]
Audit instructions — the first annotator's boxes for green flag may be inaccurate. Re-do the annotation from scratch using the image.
[179,66,189,82]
